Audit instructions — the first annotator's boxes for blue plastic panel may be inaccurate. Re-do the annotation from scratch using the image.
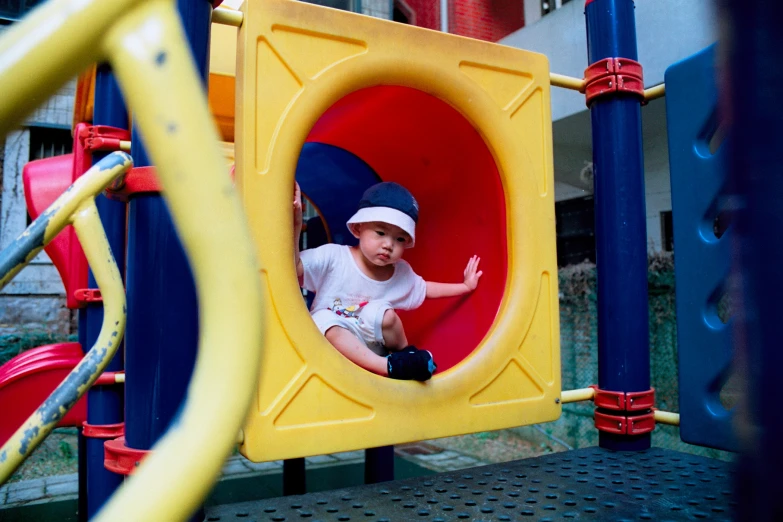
[296,142,380,246]
[665,44,736,451]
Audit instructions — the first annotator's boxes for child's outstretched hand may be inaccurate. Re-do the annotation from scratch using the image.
[293,182,303,232]
[463,255,483,291]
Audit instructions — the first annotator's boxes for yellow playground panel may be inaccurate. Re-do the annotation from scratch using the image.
[235,0,560,462]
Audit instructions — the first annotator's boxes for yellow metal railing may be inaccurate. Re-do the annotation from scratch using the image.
[0,0,264,520]
[0,152,131,484]
[549,72,666,103]
[644,83,666,102]
[559,388,680,426]
[549,72,586,92]
[213,6,244,27]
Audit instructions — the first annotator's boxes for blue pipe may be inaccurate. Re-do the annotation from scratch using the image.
[726,0,783,518]
[83,64,129,518]
[77,311,88,522]
[123,0,211,507]
[585,0,650,451]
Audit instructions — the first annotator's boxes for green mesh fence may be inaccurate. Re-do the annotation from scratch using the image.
[533,253,733,461]
[0,331,77,367]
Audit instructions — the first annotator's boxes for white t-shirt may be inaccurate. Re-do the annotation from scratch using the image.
[301,244,427,314]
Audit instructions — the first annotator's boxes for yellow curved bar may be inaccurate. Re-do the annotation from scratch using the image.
[654,409,680,426]
[561,388,596,404]
[0,152,131,483]
[550,72,585,92]
[95,1,264,520]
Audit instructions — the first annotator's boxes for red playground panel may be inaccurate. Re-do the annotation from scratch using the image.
[0,343,87,446]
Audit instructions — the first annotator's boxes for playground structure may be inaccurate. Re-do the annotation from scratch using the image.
[0,0,777,520]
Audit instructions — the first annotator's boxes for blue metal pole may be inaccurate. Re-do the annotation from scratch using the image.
[77,311,88,522]
[725,0,783,518]
[123,1,212,516]
[283,458,307,495]
[584,0,650,451]
[365,446,394,483]
[84,64,129,517]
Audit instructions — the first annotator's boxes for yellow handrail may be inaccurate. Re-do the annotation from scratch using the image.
[0,0,264,520]
[654,409,680,426]
[0,152,131,483]
[644,83,666,102]
[213,6,243,27]
[550,72,585,92]
[561,387,595,403]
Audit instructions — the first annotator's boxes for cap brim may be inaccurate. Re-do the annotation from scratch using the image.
[346,207,416,248]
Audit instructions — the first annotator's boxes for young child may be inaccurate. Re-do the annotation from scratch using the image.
[294,181,482,381]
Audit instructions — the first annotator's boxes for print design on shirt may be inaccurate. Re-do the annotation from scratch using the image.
[329,298,368,320]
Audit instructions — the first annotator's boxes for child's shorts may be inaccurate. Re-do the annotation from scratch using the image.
[310,300,393,356]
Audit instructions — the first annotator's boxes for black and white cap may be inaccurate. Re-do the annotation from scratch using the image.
[347,182,419,247]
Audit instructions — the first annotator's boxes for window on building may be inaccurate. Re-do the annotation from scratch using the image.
[555,196,595,267]
[0,0,46,23]
[660,210,674,252]
[393,4,409,23]
[26,127,73,225]
[392,0,414,24]
[299,0,358,12]
[541,0,572,17]
[29,126,72,162]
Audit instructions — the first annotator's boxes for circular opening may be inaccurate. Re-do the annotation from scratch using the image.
[296,86,507,373]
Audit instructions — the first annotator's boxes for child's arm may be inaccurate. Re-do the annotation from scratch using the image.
[294,182,304,286]
[425,255,482,299]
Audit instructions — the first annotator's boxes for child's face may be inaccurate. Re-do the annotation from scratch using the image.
[356,222,410,267]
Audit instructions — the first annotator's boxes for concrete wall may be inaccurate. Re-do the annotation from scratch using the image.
[548,97,673,252]
[0,80,76,334]
[362,0,391,19]
[502,1,718,253]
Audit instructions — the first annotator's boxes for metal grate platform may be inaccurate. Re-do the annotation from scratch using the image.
[204,447,734,521]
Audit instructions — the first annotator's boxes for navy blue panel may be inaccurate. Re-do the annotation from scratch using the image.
[77,312,88,522]
[124,0,211,458]
[296,142,380,247]
[586,0,650,451]
[125,195,199,448]
[665,45,735,452]
[727,0,783,515]
[84,64,128,516]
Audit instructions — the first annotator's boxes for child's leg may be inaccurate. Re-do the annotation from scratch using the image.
[325,326,389,376]
[381,309,408,350]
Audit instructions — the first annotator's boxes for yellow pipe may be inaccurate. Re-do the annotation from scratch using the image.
[561,388,595,404]
[654,409,680,426]
[95,1,264,520]
[115,373,126,384]
[119,140,132,152]
[0,153,131,483]
[644,83,665,102]
[550,72,585,92]
[213,6,243,27]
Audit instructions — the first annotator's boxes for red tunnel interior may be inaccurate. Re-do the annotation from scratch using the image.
[305,86,507,373]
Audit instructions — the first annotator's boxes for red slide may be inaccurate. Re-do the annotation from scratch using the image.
[0,343,87,446]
